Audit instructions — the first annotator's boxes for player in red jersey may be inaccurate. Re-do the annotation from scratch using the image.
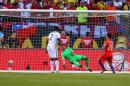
[81,32,93,49]
[61,31,69,48]
[98,33,115,74]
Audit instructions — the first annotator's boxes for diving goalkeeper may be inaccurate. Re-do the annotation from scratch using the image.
[61,45,92,72]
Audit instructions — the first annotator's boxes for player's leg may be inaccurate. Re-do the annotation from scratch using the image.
[54,58,59,73]
[47,46,55,73]
[80,55,92,72]
[50,58,55,73]
[73,60,84,68]
[107,56,115,74]
[73,55,92,72]
[98,55,106,73]
[72,55,84,68]
[52,47,59,73]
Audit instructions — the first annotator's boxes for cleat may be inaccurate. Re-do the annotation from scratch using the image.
[112,71,115,74]
[86,68,92,72]
[88,68,92,72]
[51,71,55,73]
[101,70,105,73]
[56,71,59,73]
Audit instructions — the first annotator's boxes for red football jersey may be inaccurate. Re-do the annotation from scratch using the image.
[61,36,69,47]
[104,39,113,56]
[81,36,93,48]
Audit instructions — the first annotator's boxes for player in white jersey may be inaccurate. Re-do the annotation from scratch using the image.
[47,26,62,73]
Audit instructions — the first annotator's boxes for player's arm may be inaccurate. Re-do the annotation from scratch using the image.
[100,41,106,54]
[61,53,66,69]
[70,48,74,56]
[62,59,66,69]
[57,38,63,46]
[101,41,106,49]
[45,38,48,53]
[46,39,48,48]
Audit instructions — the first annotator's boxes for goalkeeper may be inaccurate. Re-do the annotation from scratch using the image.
[61,45,92,72]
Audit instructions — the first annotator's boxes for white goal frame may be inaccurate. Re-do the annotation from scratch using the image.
[0,9,130,73]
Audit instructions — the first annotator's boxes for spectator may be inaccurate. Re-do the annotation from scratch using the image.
[113,0,122,9]
[36,0,43,9]
[51,2,62,17]
[11,0,20,9]
[75,2,79,8]
[104,1,117,10]
[67,2,76,16]
[61,0,68,10]
[43,0,51,9]
[87,1,100,10]
[24,0,32,17]
[31,0,38,9]
[51,2,61,9]
[18,0,25,17]
[96,0,106,10]
[6,32,19,48]
[0,28,4,48]
[121,1,130,10]
[61,31,69,48]
[104,1,117,22]
[81,32,93,49]
[76,1,88,23]
[115,33,128,49]
[2,0,13,9]
[18,0,32,17]
[67,2,76,10]
[0,0,4,8]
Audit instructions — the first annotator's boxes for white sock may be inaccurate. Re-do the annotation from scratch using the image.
[50,61,54,72]
[55,60,59,72]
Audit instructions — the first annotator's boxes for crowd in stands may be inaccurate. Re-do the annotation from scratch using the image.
[0,0,129,10]
[0,0,129,18]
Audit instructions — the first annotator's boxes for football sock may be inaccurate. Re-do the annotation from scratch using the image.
[50,61,54,72]
[55,60,59,72]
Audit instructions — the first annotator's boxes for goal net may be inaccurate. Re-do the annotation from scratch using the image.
[0,9,130,72]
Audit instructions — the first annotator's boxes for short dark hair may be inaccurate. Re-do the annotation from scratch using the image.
[54,26,59,30]
[107,33,112,39]
[52,26,59,31]
[86,32,90,36]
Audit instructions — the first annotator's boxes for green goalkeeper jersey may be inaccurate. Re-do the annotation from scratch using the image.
[61,48,84,62]
[61,48,74,62]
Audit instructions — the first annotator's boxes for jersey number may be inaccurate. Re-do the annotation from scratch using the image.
[49,34,53,40]
[108,44,112,50]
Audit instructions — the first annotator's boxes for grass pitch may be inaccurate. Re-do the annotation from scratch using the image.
[0,72,130,86]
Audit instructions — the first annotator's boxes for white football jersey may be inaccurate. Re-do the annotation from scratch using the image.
[47,31,61,47]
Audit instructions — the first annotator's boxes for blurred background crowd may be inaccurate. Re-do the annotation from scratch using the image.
[0,0,129,10]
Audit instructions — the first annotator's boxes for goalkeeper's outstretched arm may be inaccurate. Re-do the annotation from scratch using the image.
[62,59,66,69]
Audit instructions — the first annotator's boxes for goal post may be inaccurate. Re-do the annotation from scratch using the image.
[0,9,130,72]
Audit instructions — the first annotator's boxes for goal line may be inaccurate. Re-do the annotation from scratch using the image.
[0,70,130,74]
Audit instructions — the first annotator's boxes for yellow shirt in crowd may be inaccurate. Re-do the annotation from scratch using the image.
[76,6,88,23]
[123,3,130,10]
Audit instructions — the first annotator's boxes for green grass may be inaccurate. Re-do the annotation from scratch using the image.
[0,73,130,86]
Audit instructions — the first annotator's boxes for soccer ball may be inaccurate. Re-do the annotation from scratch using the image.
[8,60,14,65]
[7,60,14,70]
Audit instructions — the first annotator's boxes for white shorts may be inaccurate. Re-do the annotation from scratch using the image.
[47,46,58,58]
